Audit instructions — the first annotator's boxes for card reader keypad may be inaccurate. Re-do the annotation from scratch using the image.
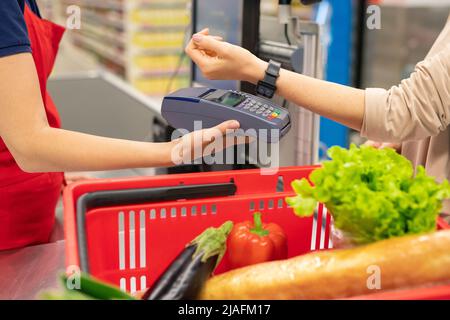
[238,93,284,121]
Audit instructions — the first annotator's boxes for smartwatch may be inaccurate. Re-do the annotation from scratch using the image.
[256,60,281,99]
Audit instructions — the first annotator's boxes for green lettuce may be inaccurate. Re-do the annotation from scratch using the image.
[286,144,450,244]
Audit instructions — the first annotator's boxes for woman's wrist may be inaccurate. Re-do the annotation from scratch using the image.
[244,58,268,84]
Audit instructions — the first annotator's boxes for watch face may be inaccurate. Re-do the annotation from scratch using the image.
[257,60,280,98]
[257,86,265,95]
[257,81,275,98]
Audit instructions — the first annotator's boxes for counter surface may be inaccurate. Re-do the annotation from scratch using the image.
[0,241,65,300]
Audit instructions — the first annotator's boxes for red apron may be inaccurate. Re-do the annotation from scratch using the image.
[0,5,65,250]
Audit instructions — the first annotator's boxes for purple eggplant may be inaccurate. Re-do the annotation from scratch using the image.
[142,221,233,300]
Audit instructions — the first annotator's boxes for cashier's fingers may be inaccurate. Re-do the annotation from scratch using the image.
[202,120,242,148]
[198,120,241,151]
[212,120,240,134]
[170,121,241,165]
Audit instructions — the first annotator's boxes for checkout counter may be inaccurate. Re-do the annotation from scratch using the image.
[0,241,65,299]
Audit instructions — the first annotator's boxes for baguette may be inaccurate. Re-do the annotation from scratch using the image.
[199,230,450,300]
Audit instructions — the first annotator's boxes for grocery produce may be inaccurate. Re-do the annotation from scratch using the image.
[199,229,450,300]
[226,212,287,269]
[142,221,233,300]
[41,273,136,300]
[286,144,450,244]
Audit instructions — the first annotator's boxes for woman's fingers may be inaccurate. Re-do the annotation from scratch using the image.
[186,30,258,81]
[195,28,222,41]
[185,35,208,63]
[192,34,227,55]
[364,140,402,152]
[364,140,382,148]
[185,27,227,73]
[185,42,209,66]
[380,142,401,152]
[186,35,231,77]
[197,28,210,36]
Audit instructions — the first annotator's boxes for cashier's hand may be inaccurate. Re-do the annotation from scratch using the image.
[185,28,267,84]
[169,120,241,165]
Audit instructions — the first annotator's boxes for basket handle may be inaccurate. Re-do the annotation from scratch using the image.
[76,182,237,272]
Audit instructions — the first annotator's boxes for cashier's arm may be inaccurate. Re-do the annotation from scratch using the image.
[0,53,239,173]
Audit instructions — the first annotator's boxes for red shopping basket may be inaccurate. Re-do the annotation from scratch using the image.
[63,166,450,299]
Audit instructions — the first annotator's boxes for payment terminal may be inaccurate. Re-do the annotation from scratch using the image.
[161,87,291,143]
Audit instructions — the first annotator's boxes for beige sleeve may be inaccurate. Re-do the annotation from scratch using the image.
[361,45,450,143]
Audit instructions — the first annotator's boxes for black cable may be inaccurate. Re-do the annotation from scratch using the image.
[165,22,192,95]
[165,52,187,95]
[284,24,292,46]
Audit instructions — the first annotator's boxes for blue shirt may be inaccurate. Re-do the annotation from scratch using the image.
[0,0,40,58]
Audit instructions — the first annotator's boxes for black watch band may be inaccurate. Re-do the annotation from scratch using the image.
[256,60,281,99]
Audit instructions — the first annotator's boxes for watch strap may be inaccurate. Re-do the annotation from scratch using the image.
[256,60,281,98]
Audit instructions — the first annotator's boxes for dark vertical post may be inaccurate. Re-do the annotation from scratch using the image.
[353,0,368,88]
[240,0,261,93]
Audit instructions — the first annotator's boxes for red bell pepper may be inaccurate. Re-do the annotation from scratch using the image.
[226,212,287,269]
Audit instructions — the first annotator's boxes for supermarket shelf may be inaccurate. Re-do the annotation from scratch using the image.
[72,35,126,66]
[60,0,190,96]
[63,0,124,11]
[75,28,126,49]
[82,10,125,30]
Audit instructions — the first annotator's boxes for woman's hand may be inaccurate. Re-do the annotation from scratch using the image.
[185,28,365,131]
[185,28,267,84]
[364,140,402,152]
